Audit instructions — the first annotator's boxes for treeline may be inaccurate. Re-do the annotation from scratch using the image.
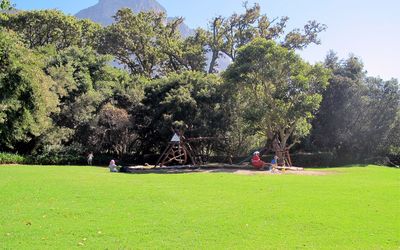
[0,1,398,165]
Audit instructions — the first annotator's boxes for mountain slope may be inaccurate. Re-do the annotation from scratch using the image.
[76,0,166,26]
[75,0,193,37]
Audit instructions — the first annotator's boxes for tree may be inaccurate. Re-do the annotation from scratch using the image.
[175,28,208,73]
[0,0,12,11]
[363,77,399,156]
[1,10,101,49]
[88,103,138,156]
[139,71,225,154]
[38,46,136,154]
[224,38,330,155]
[207,16,226,74]
[282,20,327,50]
[0,0,13,21]
[0,30,58,152]
[98,9,206,77]
[310,53,400,159]
[206,3,326,73]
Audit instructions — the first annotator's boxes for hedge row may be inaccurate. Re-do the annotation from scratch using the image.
[0,152,86,165]
[0,152,134,166]
[29,154,86,165]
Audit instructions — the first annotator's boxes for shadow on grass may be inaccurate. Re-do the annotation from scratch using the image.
[122,167,270,175]
[120,164,394,175]
[306,164,386,169]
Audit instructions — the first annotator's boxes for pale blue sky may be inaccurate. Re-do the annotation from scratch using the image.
[12,0,400,80]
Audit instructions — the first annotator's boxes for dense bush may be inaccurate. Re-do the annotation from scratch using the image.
[387,154,400,167]
[29,154,86,166]
[28,153,139,166]
[0,152,28,164]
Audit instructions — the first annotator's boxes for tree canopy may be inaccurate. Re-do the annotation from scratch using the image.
[224,38,330,153]
[1,10,101,49]
[97,9,207,77]
[206,2,326,73]
[0,30,58,152]
[139,71,225,154]
[310,53,400,159]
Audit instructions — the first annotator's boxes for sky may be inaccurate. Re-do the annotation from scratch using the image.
[11,0,400,80]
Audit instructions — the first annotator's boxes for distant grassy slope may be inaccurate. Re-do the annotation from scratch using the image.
[0,165,398,249]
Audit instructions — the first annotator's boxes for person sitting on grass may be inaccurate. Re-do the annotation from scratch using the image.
[251,151,267,170]
[109,159,118,173]
[271,155,279,173]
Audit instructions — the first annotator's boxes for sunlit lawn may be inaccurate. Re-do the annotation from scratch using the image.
[0,165,398,249]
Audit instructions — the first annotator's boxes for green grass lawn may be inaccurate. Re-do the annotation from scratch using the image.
[0,165,398,249]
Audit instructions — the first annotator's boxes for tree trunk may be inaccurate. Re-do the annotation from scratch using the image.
[208,51,218,74]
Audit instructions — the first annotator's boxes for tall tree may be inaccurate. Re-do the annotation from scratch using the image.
[0,30,58,152]
[311,53,400,159]
[88,103,138,156]
[0,0,13,21]
[1,10,101,49]
[38,46,135,154]
[207,3,326,73]
[0,0,12,11]
[139,71,225,154]
[98,9,206,77]
[224,38,330,155]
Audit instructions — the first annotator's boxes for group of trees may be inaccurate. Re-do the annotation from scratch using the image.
[0,0,398,164]
[309,53,399,159]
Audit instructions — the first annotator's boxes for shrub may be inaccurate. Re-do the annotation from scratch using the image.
[29,153,86,165]
[0,152,28,164]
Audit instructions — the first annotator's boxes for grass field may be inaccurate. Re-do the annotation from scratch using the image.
[0,165,398,249]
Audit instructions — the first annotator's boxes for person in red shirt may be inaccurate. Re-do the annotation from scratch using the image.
[251,151,266,169]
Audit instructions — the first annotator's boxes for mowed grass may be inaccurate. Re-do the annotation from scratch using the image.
[0,165,398,249]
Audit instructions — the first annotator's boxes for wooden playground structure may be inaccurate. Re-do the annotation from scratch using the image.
[153,130,302,172]
[155,130,197,167]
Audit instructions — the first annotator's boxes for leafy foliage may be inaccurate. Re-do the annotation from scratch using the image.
[0,152,27,164]
[310,53,400,158]
[0,30,58,152]
[206,3,326,73]
[1,10,101,49]
[40,46,138,156]
[139,71,225,153]
[0,0,12,10]
[98,9,207,77]
[224,38,330,152]
[88,103,138,156]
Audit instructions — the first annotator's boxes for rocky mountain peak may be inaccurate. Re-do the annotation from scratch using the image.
[76,0,167,26]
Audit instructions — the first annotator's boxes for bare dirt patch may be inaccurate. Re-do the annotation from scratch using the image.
[202,169,335,176]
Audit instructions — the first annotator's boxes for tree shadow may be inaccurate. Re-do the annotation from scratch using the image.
[123,166,269,175]
[305,164,377,169]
